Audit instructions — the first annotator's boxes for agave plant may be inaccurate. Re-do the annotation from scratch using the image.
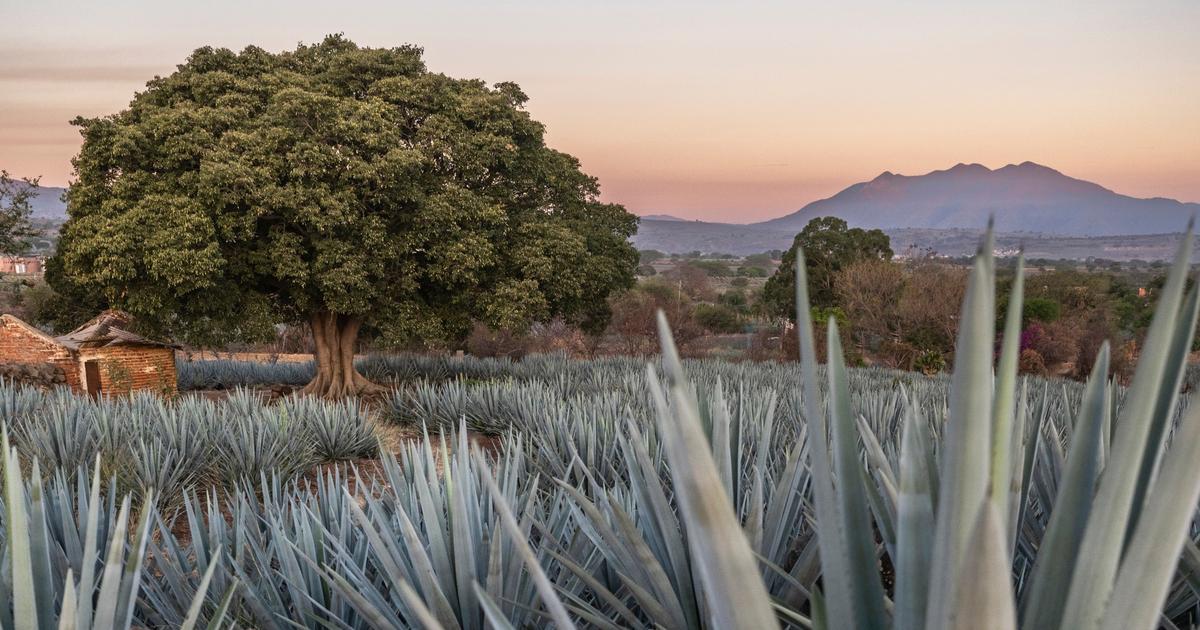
[282,395,378,461]
[0,428,232,629]
[793,224,1200,630]
[176,358,314,390]
[0,382,382,500]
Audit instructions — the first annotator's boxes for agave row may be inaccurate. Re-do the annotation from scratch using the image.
[0,388,377,503]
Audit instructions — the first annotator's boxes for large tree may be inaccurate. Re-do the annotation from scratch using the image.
[762,216,892,318]
[52,36,638,397]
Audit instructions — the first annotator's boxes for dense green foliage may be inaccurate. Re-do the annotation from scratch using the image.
[692,302,743,333]
[690,259,734,277]
[763,216,892,316]
[50,35,638,395]
[638,249,666,264]
[1023,296,1062,323]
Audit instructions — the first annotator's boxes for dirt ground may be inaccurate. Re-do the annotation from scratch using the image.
[178,350,329,363]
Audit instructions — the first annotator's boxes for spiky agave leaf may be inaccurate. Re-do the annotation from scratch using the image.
[3,425,45,629]
[1021,344,1109,630]
[1060,224,1197,630]
[473,450,576,630]
[893,391,935,630]
[650,311,779,630]
[793,250,858,629]
[990,253,1025,543]
[1100,386,1200,629]
[927,233,998,630]
[950,501,1016,630]
[825,318,887,627]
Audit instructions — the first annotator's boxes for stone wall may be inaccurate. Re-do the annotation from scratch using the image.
[0,362,67,389]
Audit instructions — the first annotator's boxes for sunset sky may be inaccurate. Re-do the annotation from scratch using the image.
[2,1,1198,223]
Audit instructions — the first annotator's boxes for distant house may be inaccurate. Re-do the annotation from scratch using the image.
[0,256,45,275]
[0,311,178,396]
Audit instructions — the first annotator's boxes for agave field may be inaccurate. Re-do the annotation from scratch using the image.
[5,229,1200,629]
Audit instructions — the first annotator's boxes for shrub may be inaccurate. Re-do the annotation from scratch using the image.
[781,308,859,364]
[665,263,716,300]
[1024,297,1062,323]
[1035,318,1083,366]
[717,289,748,310]
[913,348,946,374]
[693,303,743,334]
[897,262,968,357]
[1020,322,1046,352]
[638,249,666,264]
[527,319,591,357]
[690,260,734,277]
[876,338,920,370]
[606,282,702,354]
[466,323,529,359]
[835,258,905,352]
[1019,348,1047,375]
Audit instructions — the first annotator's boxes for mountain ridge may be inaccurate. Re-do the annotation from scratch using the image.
[3,181,69,220]
[755,161,1198,236]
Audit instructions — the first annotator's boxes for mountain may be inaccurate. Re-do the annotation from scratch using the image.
[640,213,688,221]
[633,162,1200,258]
[29,186,68,220]
[4,180,68,220]
[757,162,1199,236]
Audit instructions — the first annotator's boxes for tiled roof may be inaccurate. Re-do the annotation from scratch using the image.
[54,310,178,350]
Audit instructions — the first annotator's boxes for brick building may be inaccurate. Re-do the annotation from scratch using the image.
[0,311,178,396]
[0,256,45,275]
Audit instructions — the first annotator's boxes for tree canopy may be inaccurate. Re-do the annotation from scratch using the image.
[762,216,892,318]
[51,35,638,396]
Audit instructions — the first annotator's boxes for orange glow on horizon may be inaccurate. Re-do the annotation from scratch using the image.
[3,1,1198,222]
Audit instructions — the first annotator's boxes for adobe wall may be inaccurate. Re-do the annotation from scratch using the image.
[79,345,177,395]
[0,257,44,274]
[0,317,81,390]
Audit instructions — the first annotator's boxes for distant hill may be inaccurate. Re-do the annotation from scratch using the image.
[30,186,68,220]
[4,180,68,220]
[633,220,1200,261]
[640,214,687,221]
[757,162,1199,236]
[632,162,1200,258]
[634,219,792,254]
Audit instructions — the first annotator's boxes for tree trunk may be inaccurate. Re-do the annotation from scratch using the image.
[300,311,383,398]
